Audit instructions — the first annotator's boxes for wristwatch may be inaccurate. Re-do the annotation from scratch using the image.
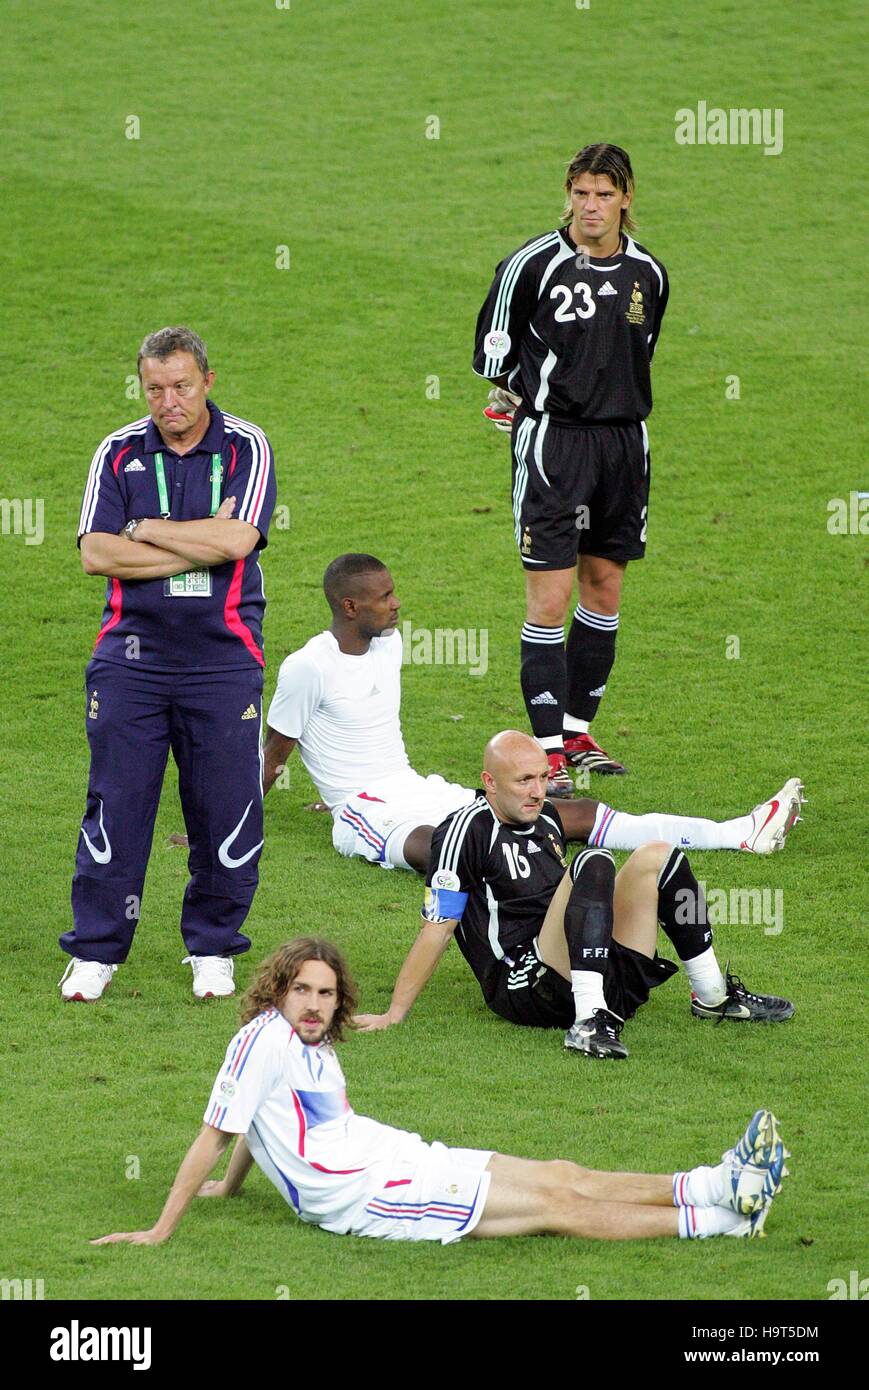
[124,518,145,541]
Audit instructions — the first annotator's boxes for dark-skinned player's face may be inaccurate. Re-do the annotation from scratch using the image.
[483,751,551,825]
[350,570,400,639]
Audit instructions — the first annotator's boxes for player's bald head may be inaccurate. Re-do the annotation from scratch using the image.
[482,731,551,825]
[483,729,546,777]
[323,553,388,615]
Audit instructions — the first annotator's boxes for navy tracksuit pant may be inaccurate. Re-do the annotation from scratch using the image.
[62,658,264,964]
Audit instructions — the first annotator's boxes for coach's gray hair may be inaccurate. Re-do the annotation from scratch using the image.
[137,326,209,378]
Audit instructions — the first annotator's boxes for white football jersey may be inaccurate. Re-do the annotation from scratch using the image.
[204,1009,430,1230]
[266,629,413,810]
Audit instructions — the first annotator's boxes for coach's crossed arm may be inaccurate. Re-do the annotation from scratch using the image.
[128,496,258,567]
[80,497,251,578]
[80,531,192,581]
[355,917,458,1032]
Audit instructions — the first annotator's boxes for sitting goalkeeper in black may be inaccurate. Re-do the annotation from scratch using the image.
[356,732,793,1057]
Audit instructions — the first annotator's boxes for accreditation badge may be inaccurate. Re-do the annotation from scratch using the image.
[164,570,213,597]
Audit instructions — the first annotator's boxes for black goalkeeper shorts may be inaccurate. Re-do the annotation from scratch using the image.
[485,939,677,1029]
[510,408,650,570]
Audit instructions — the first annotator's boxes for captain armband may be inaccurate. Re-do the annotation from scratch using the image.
[422,884,468,924]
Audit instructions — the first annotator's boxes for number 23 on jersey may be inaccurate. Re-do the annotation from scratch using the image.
[550,281,596,322]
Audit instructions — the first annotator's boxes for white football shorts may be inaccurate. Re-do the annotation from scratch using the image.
[332,773,476,870]
[334,1141,493,1245]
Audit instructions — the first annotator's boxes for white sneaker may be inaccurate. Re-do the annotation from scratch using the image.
[740,778,805,853]
[182,955,235,999]
[58,957,117,1002]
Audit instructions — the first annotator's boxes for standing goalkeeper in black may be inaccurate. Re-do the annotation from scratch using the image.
[473,144,668,790]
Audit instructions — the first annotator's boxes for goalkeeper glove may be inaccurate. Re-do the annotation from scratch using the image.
[483,386,522,434]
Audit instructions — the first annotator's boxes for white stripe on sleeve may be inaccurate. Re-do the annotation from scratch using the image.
[223,413,273,528]
[78,419,148,536]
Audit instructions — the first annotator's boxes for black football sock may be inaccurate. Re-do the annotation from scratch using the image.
[657,848,726,1002]
[520,623,566,749]
[565,604,619,725]
[564,848,616,1018]
[656,847,712,960]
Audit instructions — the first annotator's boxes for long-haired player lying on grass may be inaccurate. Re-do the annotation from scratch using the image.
[93,938,789,1249]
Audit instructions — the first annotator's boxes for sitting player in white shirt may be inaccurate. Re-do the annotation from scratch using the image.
[263,554,804,873]
[91,937,790,1247]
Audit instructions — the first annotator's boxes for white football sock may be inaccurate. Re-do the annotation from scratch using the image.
[571,970,607,1021]
[673,1163,727,1209]
[678,1204,742,1239]
[682,946,727,1005]
[540,735,566,753]
[590,804,754,852]
[564,716,590,734]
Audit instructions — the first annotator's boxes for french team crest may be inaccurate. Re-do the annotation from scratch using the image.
[626,281,645,325]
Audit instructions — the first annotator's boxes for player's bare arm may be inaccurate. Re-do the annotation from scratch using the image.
[197,1134,254,1198]
[91,1123,233,1246]
[355,917,458,1031]
[263,728,297,795]
[168,727,296,852]
[172,729,296,849]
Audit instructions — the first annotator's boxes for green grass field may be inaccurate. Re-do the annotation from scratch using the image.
[1,0,866,1303]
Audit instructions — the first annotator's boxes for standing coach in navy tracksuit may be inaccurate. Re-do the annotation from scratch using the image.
[60,326,277,1003]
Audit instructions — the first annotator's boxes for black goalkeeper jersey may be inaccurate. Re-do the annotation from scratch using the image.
[473,227,668,424]
[423,796,569,1003]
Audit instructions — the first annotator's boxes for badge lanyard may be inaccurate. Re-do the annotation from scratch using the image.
[153,453,222,519]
